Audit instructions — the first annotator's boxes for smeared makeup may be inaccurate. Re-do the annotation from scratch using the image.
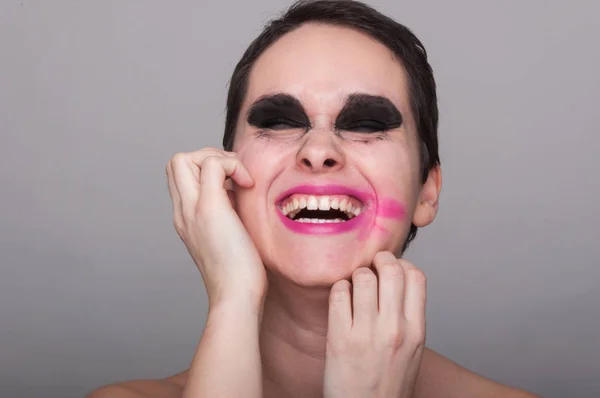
[275,184,406,241]
[247,93,311,131]
[335,94,403,134]
[275,185,371,235]
[354,195,406,241]
[376,197,407,220]
[366,196,406,238]
[246,93,402,142]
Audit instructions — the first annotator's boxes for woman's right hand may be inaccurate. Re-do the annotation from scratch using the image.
[165,148,267,313]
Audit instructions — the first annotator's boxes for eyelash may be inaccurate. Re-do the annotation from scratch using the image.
[347,133,388,144]
[255,130,272,138]
[254,129,306,142]
[259,121,391,133]
[337,120,388,133]
[337,120,391,144]
[255,132,387,147]
[258,118,309,130]
[254,119,392,144]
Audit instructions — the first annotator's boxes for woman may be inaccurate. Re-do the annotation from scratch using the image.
[90,1,538,397]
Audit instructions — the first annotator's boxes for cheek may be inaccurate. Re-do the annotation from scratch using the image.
[377,197,408,220]
[232,138,283,232]
[356,194,408,243]
[235,134,289,178]
[373,196,409,238]
[354,146,419,243]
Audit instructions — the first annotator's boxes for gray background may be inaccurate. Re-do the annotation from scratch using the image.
[1,1,598,397]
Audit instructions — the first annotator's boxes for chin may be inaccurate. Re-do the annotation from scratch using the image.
[262,243,374,287]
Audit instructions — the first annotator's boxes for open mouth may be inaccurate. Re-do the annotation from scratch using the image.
[279,194,364,223]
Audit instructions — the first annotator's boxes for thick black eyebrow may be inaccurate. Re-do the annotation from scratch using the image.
[335,93,403,130]
[246,93,310,127]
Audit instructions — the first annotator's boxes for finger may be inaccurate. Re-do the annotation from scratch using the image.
[199,156,255,200]
[171,153,201,221]
[195,147,238,159]
[173,149,251,190]
[400,260,427,336]
[372,251,404,320]
[351,267,378,328]
[165,160,183,228]
[328,279,352,337]
[175,147,237,187]
[177,148,238,186]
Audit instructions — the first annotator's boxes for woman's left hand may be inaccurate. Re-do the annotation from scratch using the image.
[323,251,427,398]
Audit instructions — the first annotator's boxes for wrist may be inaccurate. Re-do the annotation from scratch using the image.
[208,297,265,323]
[209,285,267,318]
[204,300,263,349]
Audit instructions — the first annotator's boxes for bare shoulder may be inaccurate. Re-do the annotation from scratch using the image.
[415,347,540,398]
[86,372,187,398]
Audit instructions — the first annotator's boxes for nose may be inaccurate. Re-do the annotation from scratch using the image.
[296,130,344,173]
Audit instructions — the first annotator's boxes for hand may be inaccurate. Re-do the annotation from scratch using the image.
[165,148,267,312]
[323,251,427,398]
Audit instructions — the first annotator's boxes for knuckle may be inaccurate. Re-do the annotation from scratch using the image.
[171,152,187,164]
[408,327,426,348]
[170,153,189,173]
[201,155,223,171]
[201,155,217,166]
[173,219,184,236]
[384,328,406,349]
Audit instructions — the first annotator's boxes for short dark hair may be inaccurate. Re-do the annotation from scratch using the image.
[222,0,440,253]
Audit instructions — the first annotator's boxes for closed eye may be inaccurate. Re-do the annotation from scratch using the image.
[261,118,308,130]
[338,119,390,133]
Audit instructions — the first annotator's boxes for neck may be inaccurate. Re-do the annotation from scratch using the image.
[260,271,332,398]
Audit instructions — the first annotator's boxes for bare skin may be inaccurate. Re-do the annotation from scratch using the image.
[89,24,539,398]
[88,349,538,398]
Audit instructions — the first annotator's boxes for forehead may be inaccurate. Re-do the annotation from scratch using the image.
[245,23,412,117]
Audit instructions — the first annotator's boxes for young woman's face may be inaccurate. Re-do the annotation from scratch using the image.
[232,23,438,286]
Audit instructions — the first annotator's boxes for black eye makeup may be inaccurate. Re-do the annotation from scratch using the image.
[245,92,402,144]
[247,94,311,131]
[334,94,403,135]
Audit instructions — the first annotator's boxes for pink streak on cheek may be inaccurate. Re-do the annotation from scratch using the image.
[377,197,407,220]
[356,197,407,241]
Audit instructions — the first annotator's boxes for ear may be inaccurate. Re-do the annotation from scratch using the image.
[412,165,442,228]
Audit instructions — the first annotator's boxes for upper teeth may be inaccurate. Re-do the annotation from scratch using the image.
[280,194,363,220]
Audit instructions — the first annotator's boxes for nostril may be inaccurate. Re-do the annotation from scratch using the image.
[324,158,336,168]
[302,159,312,168]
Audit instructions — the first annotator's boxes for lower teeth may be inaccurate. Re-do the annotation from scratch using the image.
[295,218,345,223]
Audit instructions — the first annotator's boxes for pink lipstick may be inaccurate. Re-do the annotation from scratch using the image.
[275,184,372,235]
